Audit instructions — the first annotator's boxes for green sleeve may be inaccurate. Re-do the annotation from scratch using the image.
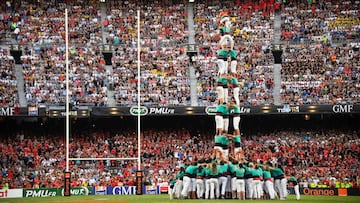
[233,106,241,114]
[234,136,241,143]
[215,135,222,143]
[231,77,239,85]
[222,136,230,145]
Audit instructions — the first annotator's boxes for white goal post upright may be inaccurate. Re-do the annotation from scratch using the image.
[63,8,143,196]
[65,8,70,173]
[137,9,141,171]
[135,10,143,195]
[64,8,71,197]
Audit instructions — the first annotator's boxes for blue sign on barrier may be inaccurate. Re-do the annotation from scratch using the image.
[106,186,137,195]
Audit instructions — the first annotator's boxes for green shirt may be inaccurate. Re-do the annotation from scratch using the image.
[230,77,239,85]
[244,165,254,177]
[233,136,241,143]
[207,167,219,176]
[263,170,272,179]
[222,135,230,145]
[196,167,206,177]
[176,171,184,179]
[289,176,298,185]
[216,104,229,115]
[217,77,229,85]
[217,164,228,175]
[185,165,198,175]
[234,166,245,178]
[345,183,352,188]
[228,163,235,174]
[229,105,241,114]
[205,167,211,177]
[252,168,263,177]
[220,26,231,35]
[270,167,284,178]
[2,182,9,190]
[170,179,176,187]
[181,164,189,170]
[215,135,223,144]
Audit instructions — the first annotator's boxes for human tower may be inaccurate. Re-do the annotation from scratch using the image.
[214,11,242,162]
[169,11,292,201]
[169,11,248,200]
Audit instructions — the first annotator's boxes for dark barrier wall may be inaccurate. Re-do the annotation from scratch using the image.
[1,105,360,117]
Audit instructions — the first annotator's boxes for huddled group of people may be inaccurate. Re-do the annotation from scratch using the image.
[169,157,293,200]
[0,0,358,107]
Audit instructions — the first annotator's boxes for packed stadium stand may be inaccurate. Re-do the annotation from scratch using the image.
[0,115,359,189]
[0,0,359,194]
[0,49,18,106]
[0,0,358,107]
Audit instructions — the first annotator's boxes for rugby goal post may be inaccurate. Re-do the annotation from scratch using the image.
[64,9,143,196]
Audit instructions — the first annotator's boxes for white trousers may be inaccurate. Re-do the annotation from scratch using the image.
[210,178,220,199]
[205,179,211,199]
[236,179,245,192]
[181,176,191,198]
[264,180,275,199]
[275,178,288,200]
[196,179,205,199]
[246,178,254,199]
[218,176,228,196]
[253,179,261,199]
[294,184,300,200]
[174,180,183,199]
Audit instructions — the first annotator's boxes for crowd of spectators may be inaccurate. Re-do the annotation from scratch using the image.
[0,0,359,107]
[0,47,18,107]
[9,0,109,106]
[0,125,358,189]
[281,43,359,105]
[106,0,191,106]
[280,0,359,44]
[192,0,359,106]
[279,0,360,105]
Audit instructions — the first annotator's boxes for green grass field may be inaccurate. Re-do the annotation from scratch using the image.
[0,195,359,203]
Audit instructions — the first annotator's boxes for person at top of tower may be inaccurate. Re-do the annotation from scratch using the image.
[218,11,234,50]
[215,11,239,105]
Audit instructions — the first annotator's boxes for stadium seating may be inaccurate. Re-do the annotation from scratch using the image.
[1,0,359,106]
[0,0,359,190]
[280,0,360,105]
[0,49,18,107]
[0,128,358,188]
